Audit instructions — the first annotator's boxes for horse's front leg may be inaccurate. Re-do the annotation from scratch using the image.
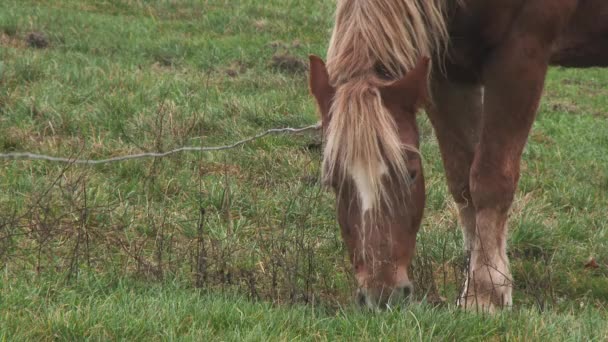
[427,78,482,258]
[463,16,567,311]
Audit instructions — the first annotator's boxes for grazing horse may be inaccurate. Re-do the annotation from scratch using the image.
[309,0,608,311]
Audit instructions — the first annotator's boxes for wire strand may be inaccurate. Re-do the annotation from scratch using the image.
[0,123,321,165]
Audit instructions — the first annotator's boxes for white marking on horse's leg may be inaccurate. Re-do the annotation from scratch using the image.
[350,160,388,213]
[458,201,477,251]
[460,209,513,311]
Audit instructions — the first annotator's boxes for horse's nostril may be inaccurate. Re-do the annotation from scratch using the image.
[357,291,367,307]
[402,284,413,298]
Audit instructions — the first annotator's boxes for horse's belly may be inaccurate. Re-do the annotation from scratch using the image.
[551,0,608,67]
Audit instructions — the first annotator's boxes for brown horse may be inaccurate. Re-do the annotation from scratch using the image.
[309,0,608,311]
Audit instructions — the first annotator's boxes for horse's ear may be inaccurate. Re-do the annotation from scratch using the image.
[380,57,430,112]
[309,55,334,126]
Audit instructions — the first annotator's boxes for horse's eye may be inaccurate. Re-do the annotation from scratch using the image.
[374,63,392,80]
[408,170,418,182]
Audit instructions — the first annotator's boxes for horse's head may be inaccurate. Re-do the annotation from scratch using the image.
[309,55,429,309]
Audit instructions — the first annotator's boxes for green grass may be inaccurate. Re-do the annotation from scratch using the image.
[1,0,607,339]
[2,274,607,341]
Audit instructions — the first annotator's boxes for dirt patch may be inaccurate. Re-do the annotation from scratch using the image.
[549,100,578,114]
[26,31,49,49]
[0,32,25,49]
[154,54,176,67]
[530,130,555,145]
[224,61,248,78]
[267,40,285,49]
[267,38,308,74]
[270,53,307,74]
[253,19,268,31]
[267,39,302,50]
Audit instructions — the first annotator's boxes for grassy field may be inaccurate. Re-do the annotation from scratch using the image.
[1,0,607,340]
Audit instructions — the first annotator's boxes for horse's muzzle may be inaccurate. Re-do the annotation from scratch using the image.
[356,282,414,310]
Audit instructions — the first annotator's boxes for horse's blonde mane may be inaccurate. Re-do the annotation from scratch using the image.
[324,0,451,213]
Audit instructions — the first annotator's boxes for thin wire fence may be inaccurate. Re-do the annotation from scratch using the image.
[0,123,321,164]
[0,120,357,306]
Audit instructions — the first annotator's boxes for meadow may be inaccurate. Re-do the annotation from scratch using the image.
[0,0,607,340]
